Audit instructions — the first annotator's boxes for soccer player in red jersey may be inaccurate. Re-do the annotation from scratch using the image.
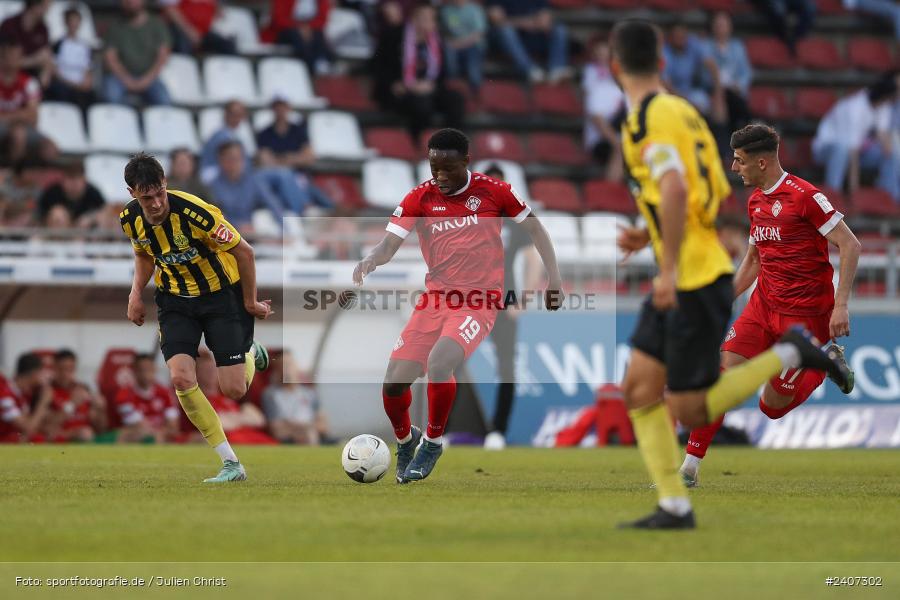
[353,128,564,483]
[115,353,181,443]
[679,123,861,486]
[44,349,107,442]
[0,353,53,443]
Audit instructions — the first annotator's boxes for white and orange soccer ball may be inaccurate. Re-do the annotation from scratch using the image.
[341,434,391,483]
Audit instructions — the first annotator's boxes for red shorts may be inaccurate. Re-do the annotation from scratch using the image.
[722,291,831,395]
[390,295,497,368]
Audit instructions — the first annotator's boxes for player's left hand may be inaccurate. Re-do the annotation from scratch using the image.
[544,281,565,311]
[652,273,677,310]
[829,304,850,338]
[246,299,274,320]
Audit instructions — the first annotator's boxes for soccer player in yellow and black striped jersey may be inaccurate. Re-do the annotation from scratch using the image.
[120,153,274,483]
[610,21,850,528]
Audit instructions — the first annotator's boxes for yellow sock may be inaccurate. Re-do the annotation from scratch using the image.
[706,350,783,420]
[630,402,685,502]
[244,352,256,388]
[176,384,226,447]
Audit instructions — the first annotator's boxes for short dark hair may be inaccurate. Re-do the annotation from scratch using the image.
[64,5,81,21]
[55,348,77,362]
[134,353,155,364]
[483,162,505,180]
[868,70,898,104]
[62,160,85,177]
[611,20,662,76]
[730,123,780,155]
[0,38,22,52]
[16,353,44,377]
[217,140,242,157]
[427,128,469,156]
[124,152,165,191]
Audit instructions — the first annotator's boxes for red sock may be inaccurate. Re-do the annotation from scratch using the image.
[760,369,822,419]
[686,415,724,459]
[426,377,457,439]
[382,387,412,440]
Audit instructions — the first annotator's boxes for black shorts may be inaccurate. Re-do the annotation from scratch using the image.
[156,283,254,367]
[629,274,733,392]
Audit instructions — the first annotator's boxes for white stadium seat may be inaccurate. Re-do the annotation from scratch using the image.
[416,160,433,185]
[472,159,530,203]
[38,102,88,154]
[538,210,580,260]
[45,1,100,46]
[582,211,631,263]
[210,6,271,55]
[0,1,22,22]
[197,107,257,155]
[142,106,200,154]
[363,158,415,209]
[203,55,261,107]
[325,7,374,60]
[85,154,130,204]
[308,110,372,160]
[88,103,142,153]
[257,57,326,109]
[160,54,206,106]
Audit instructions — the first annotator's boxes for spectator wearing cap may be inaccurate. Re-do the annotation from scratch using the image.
[0,0,53,86]
[38,161,107,229]
[103,0,172,105]
[45,6,95,111]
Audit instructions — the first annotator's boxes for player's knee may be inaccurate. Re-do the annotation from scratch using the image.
[220,381,248,401]
[170,372,197,391]
[621,378,647,410]
[668,393,708,429]
[382,381,410,398]
[426,360,455,382]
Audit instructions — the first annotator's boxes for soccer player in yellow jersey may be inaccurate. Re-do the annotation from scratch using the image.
[119,153,273,483]
[610,21,850,528]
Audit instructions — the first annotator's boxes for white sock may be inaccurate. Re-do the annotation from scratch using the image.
[659,496,692,517]
[681,454,701,474]
[397,432,412,444]
[214,441,238,463]
[772,343,801,370]
[424,433,442,445]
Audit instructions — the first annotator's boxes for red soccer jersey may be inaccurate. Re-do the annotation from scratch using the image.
[114,383,179,428]
[747,172,843,316]
[0,375,27,441]
[0,71,40,114]
[51,385,91,431]
[387,171,531,293]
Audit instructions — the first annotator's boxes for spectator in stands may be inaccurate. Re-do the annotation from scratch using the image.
[114,353,180,443]
[199,99,255,183]
[582,36,625,181]
[45,6,95,111]
[0,162,43,225]
[44,349,107,442]
[372,2,465,142]
[705,12,752,135]
[167,147,211,200]
[440,0,488,95]
[663,20,721,117]
[749,0,816,54]
[38,160,107,229]
[211,140,286,229]
[843,0,900,39]
[103,0,172,106]
[0,40,56,167]
[486,0,572,84]
[0,352,53,443]
[812,71,900,201]
[160,0,236,55]
[269,0,333,75]
[0,0,53,87]
[261,350,330,445]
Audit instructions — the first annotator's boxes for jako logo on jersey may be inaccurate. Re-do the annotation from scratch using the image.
[465,196,481,211]
[432,205,446,212]
[213,224,234,244]
[430,215,479,234]
[772,200,782,217]
[751,225,782,242]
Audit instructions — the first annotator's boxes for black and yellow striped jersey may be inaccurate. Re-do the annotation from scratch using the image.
[621,92,734,291]
[120,189,242,297]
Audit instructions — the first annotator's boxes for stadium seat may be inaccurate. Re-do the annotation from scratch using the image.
[197,106,257,155]
[257,57,327,109]
[0,1,22,21]
[584,179,635,214]
[85,153,130,203]
[308,110,372,160]
[796,38,845,70]
[538,211,580,260]
[852,188,900,218]
[749,87,793,120]
[142,106,200,154]
[847,38,895,71]
[312,173,366,209]
[529,178,583,213]
[698,0,746,9]
[794,88,837,119]
[816,0,846,14]
[745,37,796,69]
[472,159,530,202]
[315,75,375,112]
[87,104,143,153]
[365,127,418,161]
[160,54,206,106]
[325,7,374,60]
[645,0,685,9]
[45,1,100,46]
[96,348,137,429]
[854,280,887,297]
[533,83,582,117]
[480,80,530,115]
[783,136,812,170]
[38,102,89,154]
[416,159,432,185]
[582,211,631,263]
[473,130,527,163]
[529,133,587,167]
[590,0,633,7]
[203,55,262,107]
[549,0,588,8]
[362,158,415,208]
[210,5,270,54]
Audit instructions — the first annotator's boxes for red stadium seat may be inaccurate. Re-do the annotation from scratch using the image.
[314,76,375,112]
[783,136,813,170]
[847,38,896,72]
[529,133,587,166]
[584,179,635,214]
[698,0,747,10]
[795,38,845,70]
[852,187,900,218]
[533,83,582,117]
[794,88,837,119]
[312,173,366,209]
[645,0,683,9]
[745,37,796,69]
[365,128,418,161]
[749,87,793,120]
[855,280,887,297]
[816,0,847,14]
[718,193,745,218]
[481,80,531,115]
[590,0,634,8]
[474,130,527,163]
[549,0,589,7]
[530,178,583,213]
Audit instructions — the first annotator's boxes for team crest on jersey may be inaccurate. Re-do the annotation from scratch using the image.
[725,326,736,342]
[393,336,405,351]
[173,232,190,249]
[465,196,481,211]
[772,200,782,217]
[213,224,234,244]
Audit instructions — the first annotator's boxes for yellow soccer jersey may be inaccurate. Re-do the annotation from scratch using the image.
[120,189,242,297]
[621,92,734,291]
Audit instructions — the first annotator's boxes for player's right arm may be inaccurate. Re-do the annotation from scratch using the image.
[732,243,760,298]
[127,250,155,326]
[353,233,404,286]
[654,168,688,309]
[5,383,53,438]
[354,189,422,285]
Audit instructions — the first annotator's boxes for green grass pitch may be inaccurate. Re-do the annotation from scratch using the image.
[1,445,898,599]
